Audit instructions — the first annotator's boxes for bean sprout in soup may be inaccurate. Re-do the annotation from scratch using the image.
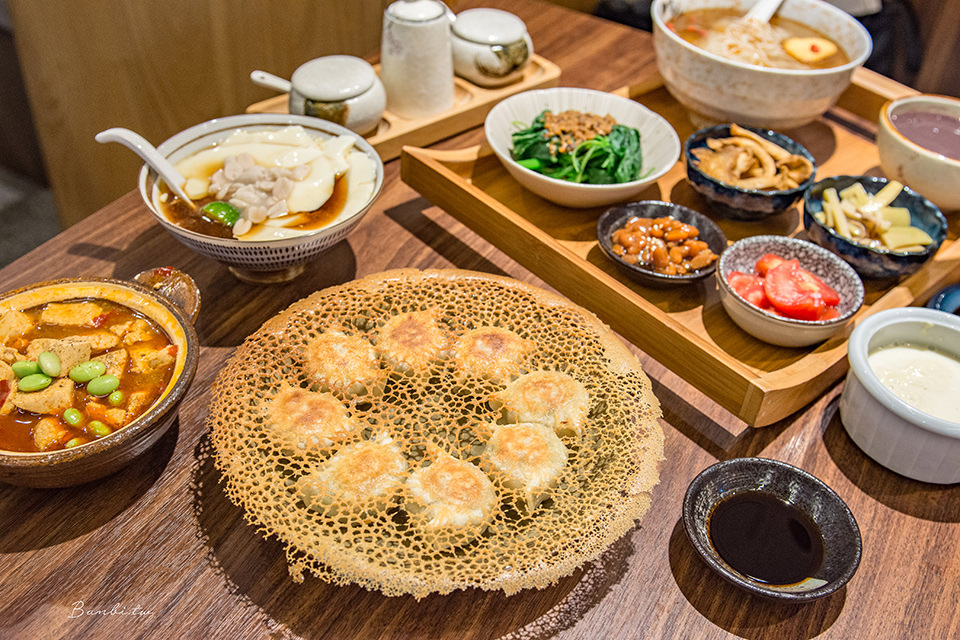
[155,126,377,241]
[668,9,850,70]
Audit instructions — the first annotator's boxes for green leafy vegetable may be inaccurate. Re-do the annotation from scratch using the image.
[509,110,651,185]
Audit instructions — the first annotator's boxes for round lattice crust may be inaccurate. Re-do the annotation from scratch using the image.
[209,269,664,598]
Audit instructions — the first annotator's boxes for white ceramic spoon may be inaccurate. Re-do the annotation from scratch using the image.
[95,127,195,207]
[744,0,785,23]
[250,70,292,93]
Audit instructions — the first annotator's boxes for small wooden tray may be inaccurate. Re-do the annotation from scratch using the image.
[246,55,560,162]
[401,68,960,427]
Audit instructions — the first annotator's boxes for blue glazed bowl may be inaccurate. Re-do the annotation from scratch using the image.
[927,283,960,315]
[596,200,727,288]
[684,125,816,220]
[803,176,947,279]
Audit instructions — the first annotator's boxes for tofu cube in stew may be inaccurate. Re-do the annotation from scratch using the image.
[93,349,128,378]
[39,302,104,327]
[26,338,92,375]
[0,310,32,344]
[12,378,75,415]
[33,416,69,451]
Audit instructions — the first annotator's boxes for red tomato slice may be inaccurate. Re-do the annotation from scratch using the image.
[763,260,827,320]
[793,265,841,307]
[728,271,770,309]
[755,253,786,277]
[819,307,841,321]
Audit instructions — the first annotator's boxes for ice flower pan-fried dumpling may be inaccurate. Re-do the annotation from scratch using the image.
[296,433,408,510]
[376,309,450,372]
[302,330,381,396]
[266,384,360,451]
[481,422,568,512]
[452,326,533,383]
[493,370,590,437]
[165,125,377,241]
[405,445,498,535]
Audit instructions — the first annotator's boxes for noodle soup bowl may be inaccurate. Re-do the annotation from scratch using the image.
[138,114,384,284]
[652,0,872,130]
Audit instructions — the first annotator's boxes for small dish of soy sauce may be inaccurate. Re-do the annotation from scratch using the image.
[682,457,862,602]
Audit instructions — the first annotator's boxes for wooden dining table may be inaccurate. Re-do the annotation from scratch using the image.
[2,1,958,638]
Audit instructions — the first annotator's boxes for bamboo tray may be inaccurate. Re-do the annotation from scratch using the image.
[401,68,960,427]
[246,55,560,162]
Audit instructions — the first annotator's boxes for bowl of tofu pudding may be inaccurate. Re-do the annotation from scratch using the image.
[137,114,384,283]
[840,307,960,484]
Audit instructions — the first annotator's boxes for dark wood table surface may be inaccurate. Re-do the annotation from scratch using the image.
[2,1,957,638]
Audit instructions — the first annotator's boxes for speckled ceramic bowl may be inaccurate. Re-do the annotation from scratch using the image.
[596,200,727,287]
[138,114,384,284]
[716,235,864,347]
[0,277,199,488]
[840,308,960,484]
[683,457,862,602]
[685,124,816,220]
[803,176,947,279]
[878,94,960,212]
[652,0,872,129]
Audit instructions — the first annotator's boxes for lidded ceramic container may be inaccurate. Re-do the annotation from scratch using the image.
[288,55,386,136]
[452,8,532,87]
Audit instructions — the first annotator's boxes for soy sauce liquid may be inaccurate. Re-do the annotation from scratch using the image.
[709,491,825,585]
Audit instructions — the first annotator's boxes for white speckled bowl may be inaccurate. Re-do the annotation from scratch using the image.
[878,94,960,212]
[484,87,681,208]
[652,0,872,129]
[716,235,864,347]
[138,114,384,284]
[840,307,960,484]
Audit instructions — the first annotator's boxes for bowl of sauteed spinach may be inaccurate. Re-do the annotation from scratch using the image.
[484,87,680,208]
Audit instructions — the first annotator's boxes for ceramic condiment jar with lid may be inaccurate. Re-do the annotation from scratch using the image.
[380,0,455,119]
[250,55,386,136]
[451,8,533,87]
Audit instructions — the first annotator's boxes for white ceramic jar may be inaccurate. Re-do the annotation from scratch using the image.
[288,56,386,136]
[452,8,533,87]
[380,0,454,119]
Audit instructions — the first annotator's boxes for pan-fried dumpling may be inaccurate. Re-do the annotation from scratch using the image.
[303,330,380,395]
[452,326,533,382]
[376,309,449,372]
[481,422,567,511]
[492,370,589,437]
[297,434,407,510]
[267,384,359,450]
[406,447,498,535]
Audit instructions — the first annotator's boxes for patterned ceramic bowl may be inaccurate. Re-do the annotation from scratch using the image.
[716,235,864,347]
[803,176,947,279]
[685,125,816,220]
[683,457,862,602]
[138,114,384,284]
[652,0,872,130]
[596,200,727,287]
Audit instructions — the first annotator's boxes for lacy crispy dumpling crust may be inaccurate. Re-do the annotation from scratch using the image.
[297,434,407,508]
[494,370,590,437]
[209,268,664,598]
[267,384,359,450]
[303,330,379,394]
[452,326,533,382]
[406,447,498,532]
[376,309,449,371]
[482,422,568,511]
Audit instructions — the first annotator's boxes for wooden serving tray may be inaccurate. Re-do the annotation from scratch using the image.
[246,54,560,162]
[400,68,960,427]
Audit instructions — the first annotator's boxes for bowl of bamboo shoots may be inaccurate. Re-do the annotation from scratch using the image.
[803,176,947,279]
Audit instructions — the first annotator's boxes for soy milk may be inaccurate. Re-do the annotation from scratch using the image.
[868,345,960,422]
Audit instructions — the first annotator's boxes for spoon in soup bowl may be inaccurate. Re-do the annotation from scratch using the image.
[744,0,785,23]
[95,127,196,208]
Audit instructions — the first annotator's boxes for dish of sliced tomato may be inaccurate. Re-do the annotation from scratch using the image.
[728,253,841,321]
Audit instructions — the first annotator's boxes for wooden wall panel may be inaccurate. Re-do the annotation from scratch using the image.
[8,0,390,227]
